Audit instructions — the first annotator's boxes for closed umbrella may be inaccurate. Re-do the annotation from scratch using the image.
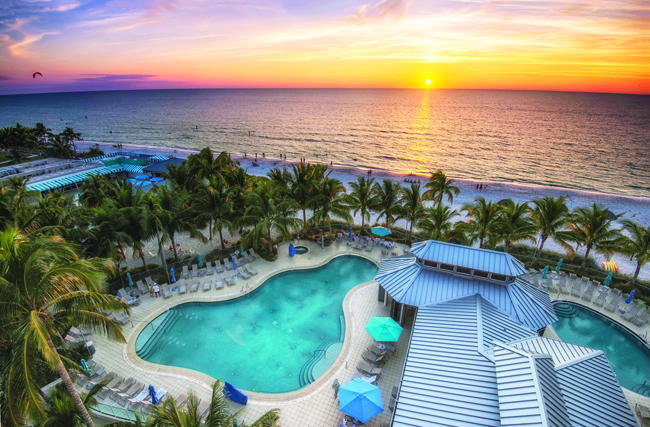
[232,257,237,271]
[365,317,403,342]
[149,385,158,405]
[127,272,133,288]
[603,272,613,286]
[541,266,549,279]
[80,359,91,375]
[289,243,296,257]
[371,227,392,237]
[555,259,563,272]
[626,289,636,304]
[339,378,384,423]
[198,253,202,268]
[349,226,352,238]
[170,268,176,283]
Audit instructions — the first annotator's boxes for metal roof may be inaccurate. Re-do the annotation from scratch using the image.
[507,283,558,331]
[142,158,185,173]
[479,298,538,358]
[410,240,528,277]
[493,343,572,427]
[26,163,142,193]
[507,337,598,367]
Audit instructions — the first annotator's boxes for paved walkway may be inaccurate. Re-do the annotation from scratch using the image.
[79,238,410,426]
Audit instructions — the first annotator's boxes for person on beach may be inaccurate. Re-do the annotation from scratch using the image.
[262,152,265,158]
[244,153,247,158]
[255,153,257,159]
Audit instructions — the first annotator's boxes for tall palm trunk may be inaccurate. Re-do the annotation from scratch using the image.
[581,245,592,269]
[361,212,365,231]
[268,229,273,254]
[633,262,641,285]
[209,218,213,240]
[534,234,548,263]
[171,233,178,260]
[505,240,511,253]
[137,247,148,270]
[409,217,414,240]
[219,228,225,249]
[45,335,95,427]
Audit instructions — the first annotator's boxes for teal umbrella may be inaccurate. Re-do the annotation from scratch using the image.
[127,272,133,287]
[555,259,563,272]
[603,272,613,286]
[541,266,549,279]
[365,317,403,342]
[371,227,392,237]
[198,253,202,268]
[80,359,91,375]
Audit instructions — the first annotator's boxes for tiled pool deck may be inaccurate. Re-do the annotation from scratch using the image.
[84,239,409,427]
[81,243,650,426]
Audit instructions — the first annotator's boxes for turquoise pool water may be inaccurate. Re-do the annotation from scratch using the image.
[135,256,377,393]
[553,302,650,390]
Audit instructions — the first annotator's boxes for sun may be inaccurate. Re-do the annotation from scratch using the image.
[425,79,431,85]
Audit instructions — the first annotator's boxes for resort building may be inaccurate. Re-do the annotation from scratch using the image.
[375,240,637,427]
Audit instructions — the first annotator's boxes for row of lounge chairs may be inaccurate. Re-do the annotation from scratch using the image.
[527,270,650,327]
[156,265,260,297]
[356,344,398,413]
[179,250,260,280]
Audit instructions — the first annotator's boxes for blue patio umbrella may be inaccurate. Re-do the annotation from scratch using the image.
[198,253,202,268]
[232,257,237,271]
[126,178,137,183]
[365,317,403,342]
[541,266,549,279]
[371,227,392,237]
[150,177,164,183]
[603,272,613,286]
[555,259,563,272]
[136,175,149,180]
[414,238,417,243]
[170,268,176,283]
[349,227,353,238]
[289,243,296,257]
[626,289,636,304]
[135,181,152,187]
[339,378,384,423]
[149,385,159,405]
[127,272,133,288]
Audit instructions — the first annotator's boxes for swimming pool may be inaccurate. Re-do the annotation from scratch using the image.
[553,302,650,391]
[135,256,378,393]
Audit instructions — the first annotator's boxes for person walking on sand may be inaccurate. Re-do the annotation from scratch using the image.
[153,284,160,298]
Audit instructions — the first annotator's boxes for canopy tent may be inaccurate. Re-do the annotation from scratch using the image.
[371,227,392,237]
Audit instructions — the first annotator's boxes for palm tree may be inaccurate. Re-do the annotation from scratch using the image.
[568,204,623,268]
[151,379,279,427]
[34,380,111,427]
[620,220,650,284]
[373,179,403,229]
[79,175,110,208]
[196,178,233,246]
[161,162,199,194]
[309,177,351,238]
[46,133,74,159]
[267,168,292,198]
[417,205,459,241]
[496,200,537,252]
[423,170,460,207]
[531,196,573,263]
[401,183,424,241]
[0,228,128,427]
[461,197,503,248]
[187,147,229,181]
[287,163,318,228]
[240,183,302,254]
[60,127,81,157]
[345,177,379,232]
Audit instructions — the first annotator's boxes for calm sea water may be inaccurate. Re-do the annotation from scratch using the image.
[1,89,649,197]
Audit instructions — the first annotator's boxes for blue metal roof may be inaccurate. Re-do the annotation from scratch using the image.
[410,240,527,277]
[507,283,558,331]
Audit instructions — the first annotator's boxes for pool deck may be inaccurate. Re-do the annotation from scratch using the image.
[83,239,409,427]
[542,275,650,425]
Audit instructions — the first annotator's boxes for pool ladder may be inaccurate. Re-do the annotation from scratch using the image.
[632,380,650,396]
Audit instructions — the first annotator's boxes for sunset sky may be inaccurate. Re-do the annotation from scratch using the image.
[0,0,648,95]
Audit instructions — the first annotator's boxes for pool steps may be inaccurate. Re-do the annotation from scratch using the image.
[298,315,346,387]
[632,381,650,396]
[135,309,181,360]
[554,303,580,318]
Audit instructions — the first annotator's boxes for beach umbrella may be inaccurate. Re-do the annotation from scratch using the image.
[541,266,549,279]
[232,257,237,271]
[365,317,403,342]
[170,268,176,283]
[603,272,613,286]
[126,178,137,183]
[289,243,296,257]
[371,227,392,237]
[149,385,159,405]
[626,290,636,304]
[150,177,164,183]
[198,253,202,268]
[555,259,563,272]
[135,181,152,187]
[136,175,149,180]
[127,272,133,288]
[339,378,384,423]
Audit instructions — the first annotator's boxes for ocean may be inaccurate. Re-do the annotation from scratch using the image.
[1,89,649,198]
[1,89,649,278]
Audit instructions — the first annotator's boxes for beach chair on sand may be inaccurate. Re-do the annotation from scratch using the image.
[215,259,225,274]
[190,278,199,292]
[245,264,258,275]
[604,290,623,313]
[581,283,597,302]
[571,280,585,298]
[136,280,148,295]
[250,248,260,260]
[357,361,382,377]
[203,278,212,291]
[178,279,188,294]
[205,261,214,276]
[191,264,199,278]
[162,284,172,298]
[181,265,190,280]
[214,275,224,289]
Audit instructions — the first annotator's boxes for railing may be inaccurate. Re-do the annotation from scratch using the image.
[314,349,348,369]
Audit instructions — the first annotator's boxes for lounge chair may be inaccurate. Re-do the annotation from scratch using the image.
[109,377,135,400]
[604,291,623,312]
[637,404,650,426]
[181,265,190,280]
[117,381,144,406]
[367,346,387,357]
[622,302,645,321]
[175,393,189,408]
[205,261,214,276]
[367,354,389,367]
[112,314,130,325]
[633,310,650,326]
[215,259,225,273]
[214,275,224,289]
[239,268,251,280]
[197,400,210,418]
[243,252,255,263]
[250,248,260,259]
[224,274,235,286]
[357,361,382,377]
[581,283,597,302]
[365,241,373,252]
[99,375,124,399]
[191,264,199,278]
[126,390,149,410]
[245,264,258,275]
[145,277,156,288]
[177,279,187,294]
[571,280,584,298]
[190,278,199,292]
[88,371,115,390]
[362,350,384,363]
[558,272,568,294]
[392,385,399,398]
[117,288,130,300]
[140,388,168,412]
[225,259,233,271]
[236,257,246,267]
[161,284,173,298]
[592,289,608,307]
[136,280,148,295]
[203,278,212,291]
[389,396,396,411]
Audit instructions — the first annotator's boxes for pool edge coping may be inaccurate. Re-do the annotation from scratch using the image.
[124,249,381,404]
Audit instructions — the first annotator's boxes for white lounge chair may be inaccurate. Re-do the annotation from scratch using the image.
[225,259,233,271]
[205,261,214,276]
[571,280,585,298]
[203,278,212,291]
[250,248,260,259]
[136,280,148,295]
[622,302,645,321]
[245,264,258,275]
[592,289,608,307]
[178,279,187,294]
[224,273,235,286]
[161,284,173,298]
[239,268,251,279]
[181,265,190,280]
[214,275,224,289]
[604,291,623,312]
[190,278,199,292]
[633,310,650,326]
[581,283,597,302]
[215,259,225,273]
[191,264,199,278]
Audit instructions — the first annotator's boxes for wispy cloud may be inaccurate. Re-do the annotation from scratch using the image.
[73,74,157,82]
[8,31,59,56]
[352,0,410,23]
